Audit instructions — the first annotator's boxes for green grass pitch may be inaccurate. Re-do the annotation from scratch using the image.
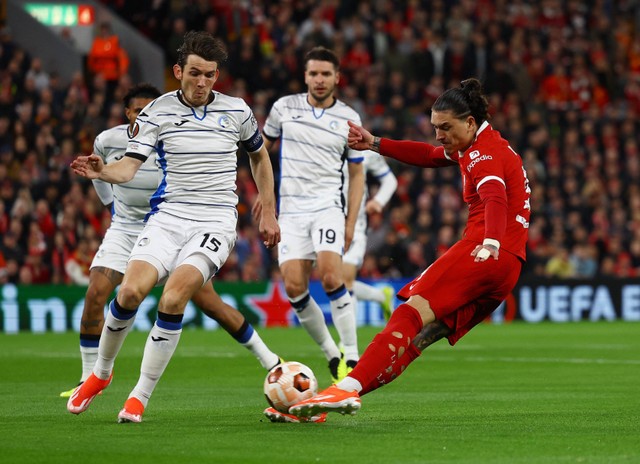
[1,322,638,464]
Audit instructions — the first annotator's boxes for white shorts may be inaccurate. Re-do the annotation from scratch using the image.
[129,212,236,284]
[278,208,345,264]
[343,228,366,267]
[90,227,142,274]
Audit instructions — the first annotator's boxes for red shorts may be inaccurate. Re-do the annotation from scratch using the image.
[397,239,522,345]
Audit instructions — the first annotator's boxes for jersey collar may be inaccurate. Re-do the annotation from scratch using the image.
[176,90,215,108]
[458,120,491,158]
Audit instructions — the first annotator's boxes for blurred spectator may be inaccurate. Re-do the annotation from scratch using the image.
[545,246,576,278]
[25,57,50,92]
[86,22,130,98]
[569,243,598,278]
[0,249,7,283]
[4,2,640,283]
[50,230,71,284]
[64,238,94,285]
[20,249,50,284]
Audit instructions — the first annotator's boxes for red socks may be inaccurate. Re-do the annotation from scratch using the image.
[348,304,424,395]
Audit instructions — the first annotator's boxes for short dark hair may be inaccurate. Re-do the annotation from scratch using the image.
[432,78,489,125]
[123,83,161,108]
[303,46,340,71]
[176,31,228,68]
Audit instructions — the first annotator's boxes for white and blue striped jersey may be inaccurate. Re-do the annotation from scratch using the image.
[354,151,396,236]
[126,90,263,222]
[93,124,159,235]
[263,93,364,216]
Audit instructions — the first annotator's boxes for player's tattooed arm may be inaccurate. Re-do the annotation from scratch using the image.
[372,136,381,153]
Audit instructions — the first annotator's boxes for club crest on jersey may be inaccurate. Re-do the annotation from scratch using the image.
[330,120,339,131]
[130,122,140,138]
[218,115,230,128]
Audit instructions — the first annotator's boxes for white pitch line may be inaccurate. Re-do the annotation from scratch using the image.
[458,356,640,365]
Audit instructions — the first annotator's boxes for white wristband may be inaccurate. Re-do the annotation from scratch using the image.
[482,238,500,250]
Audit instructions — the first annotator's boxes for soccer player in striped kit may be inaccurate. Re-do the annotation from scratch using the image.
[68,31,280,423]
[255,47,367,423]
[60,83,281,399]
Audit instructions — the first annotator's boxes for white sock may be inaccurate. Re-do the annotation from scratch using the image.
[93,301,137,380]
[290,291,341,361]
[351,292,359,321]
[79,346,98,382]
[353,280,385,303]
[129,322,182,408]
[241,329,280,370]
[328,285,358,362]
[337,376,363,393]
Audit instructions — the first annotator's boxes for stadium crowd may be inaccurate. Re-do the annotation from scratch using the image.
[2,0,640,285]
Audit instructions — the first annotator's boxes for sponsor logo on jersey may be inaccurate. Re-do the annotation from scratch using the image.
[137,237,149,247]
[174,119,188,126]
[467,154,493,172]
[218,115,230,128]
[469,150,481,160]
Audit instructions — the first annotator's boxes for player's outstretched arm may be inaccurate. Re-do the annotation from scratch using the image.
[71,154,142,184]
[249,147,280,248]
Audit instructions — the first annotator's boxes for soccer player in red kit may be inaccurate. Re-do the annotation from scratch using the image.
[290,78,531,418]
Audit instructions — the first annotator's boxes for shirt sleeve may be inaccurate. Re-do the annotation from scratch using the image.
[263,98,283,140]
[239,105,264,153]
[91,132,114,204]
[126,102,157,161]
[92,179,114,205]
[379,139,456,168]
[368,153,397,207]
[477,179,508,242]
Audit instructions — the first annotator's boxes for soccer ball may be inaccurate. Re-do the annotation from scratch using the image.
[264,361,318,413]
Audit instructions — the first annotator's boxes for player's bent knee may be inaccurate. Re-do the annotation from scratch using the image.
[284,282,307,299]
[320,272,341,291]
[158,288,191,315]
[405,295,436,326]
[116,284,148,309]
[85,283,113,308]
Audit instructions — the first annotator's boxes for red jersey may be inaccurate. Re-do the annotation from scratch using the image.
[379,122,530,261]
